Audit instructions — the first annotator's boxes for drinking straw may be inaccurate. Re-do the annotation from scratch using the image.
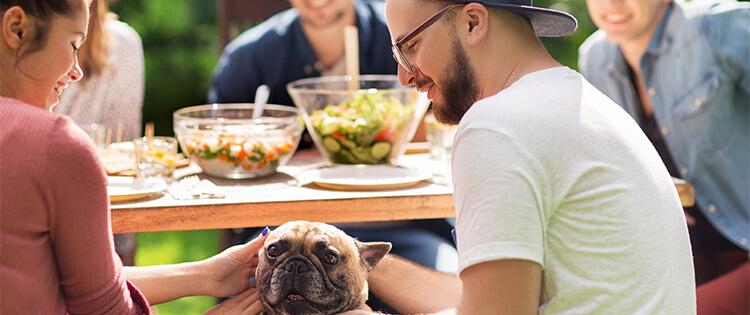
[115,121,123,143]
[144,122,154,139]
[105,127,112,146]
[344,25,360,90]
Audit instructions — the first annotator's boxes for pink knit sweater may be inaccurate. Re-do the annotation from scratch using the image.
[0,97,150,314]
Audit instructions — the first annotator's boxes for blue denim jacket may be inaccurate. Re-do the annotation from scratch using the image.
[579,1,749,251]
[208,0,397,107]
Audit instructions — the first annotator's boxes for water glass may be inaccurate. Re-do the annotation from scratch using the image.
[424,113,457,163]
[133,137,178,179]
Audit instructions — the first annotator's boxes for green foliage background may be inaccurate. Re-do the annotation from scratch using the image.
[107,1,742,314]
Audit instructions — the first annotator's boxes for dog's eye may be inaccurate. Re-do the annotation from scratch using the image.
[322,253,338,265]
[266,245,281,258]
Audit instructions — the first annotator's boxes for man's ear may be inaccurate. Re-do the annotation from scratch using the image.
[2,6,29,50]
[462,3,489,47]
[357,241,392,271]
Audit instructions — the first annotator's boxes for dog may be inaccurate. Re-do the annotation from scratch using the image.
[256,221,392,315]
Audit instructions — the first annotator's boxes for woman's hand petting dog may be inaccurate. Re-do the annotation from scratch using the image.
[200,231,269,298]
[205,287,265,314]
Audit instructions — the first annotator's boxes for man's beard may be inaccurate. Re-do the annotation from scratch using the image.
[431,37,480,125]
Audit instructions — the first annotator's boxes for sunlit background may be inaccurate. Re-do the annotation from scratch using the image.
[106,1,740,313]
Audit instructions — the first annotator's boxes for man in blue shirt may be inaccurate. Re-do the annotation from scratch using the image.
[208,0,457,310]
[209,0,395,111]
[579,1,749,313]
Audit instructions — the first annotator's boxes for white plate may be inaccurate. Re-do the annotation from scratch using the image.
[307,165,432,191]
[107,176,168,203]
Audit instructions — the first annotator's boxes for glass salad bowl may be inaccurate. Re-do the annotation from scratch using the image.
[173,104,304,179]
[287,75,429,165]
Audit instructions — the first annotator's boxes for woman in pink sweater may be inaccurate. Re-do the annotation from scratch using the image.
[0,1,265,314]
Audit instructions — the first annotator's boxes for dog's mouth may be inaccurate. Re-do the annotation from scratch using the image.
[287,294,305,302]
[285,290,307,303]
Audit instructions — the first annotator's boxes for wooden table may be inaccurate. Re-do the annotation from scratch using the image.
[110,152,454,233]
[110,150,695,234]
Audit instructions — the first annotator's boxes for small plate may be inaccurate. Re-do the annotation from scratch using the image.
[108,176,168,203]
[307,165,432,191]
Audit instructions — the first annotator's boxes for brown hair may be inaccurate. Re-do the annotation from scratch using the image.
[0,0,80,59]
[77,0,110,82]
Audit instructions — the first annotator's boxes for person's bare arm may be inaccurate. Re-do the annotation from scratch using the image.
[122,262,204,305]
[124,232,267,304]
[455,259,541,315]
[367,254,462,314]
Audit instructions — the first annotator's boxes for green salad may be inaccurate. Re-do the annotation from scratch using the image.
[311,93,413,164]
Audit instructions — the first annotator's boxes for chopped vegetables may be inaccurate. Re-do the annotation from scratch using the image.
[185,135,295,173]
[311,93,412,164]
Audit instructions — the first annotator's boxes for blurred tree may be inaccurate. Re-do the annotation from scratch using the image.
[538,0,597,69]
[111,0,219,137]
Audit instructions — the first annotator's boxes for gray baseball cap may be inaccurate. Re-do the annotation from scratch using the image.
[449,0,577,37]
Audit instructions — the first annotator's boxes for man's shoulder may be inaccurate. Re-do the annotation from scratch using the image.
[223,9,300,57]
[682,0,749,19]
[461,68,584,128]
[578,30,615,77]
[363,0,388,24]
[676,0,750,63]
[579,29,609,55]
[681,0,750,36]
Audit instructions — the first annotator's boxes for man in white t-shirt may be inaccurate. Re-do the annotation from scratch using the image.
[359,0,696,314]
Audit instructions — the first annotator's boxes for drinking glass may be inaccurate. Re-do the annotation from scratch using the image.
[133,136,178,179]
[424,113,457,163]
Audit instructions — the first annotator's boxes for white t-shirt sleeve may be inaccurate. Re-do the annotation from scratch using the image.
[453,127,547,273]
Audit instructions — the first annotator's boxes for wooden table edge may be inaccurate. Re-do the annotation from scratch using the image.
[112,194,455,233]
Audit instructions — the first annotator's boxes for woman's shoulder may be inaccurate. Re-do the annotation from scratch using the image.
[104,19,144,73]
[0,98,100,175]
[105,19,143,42]
[105,19,144,55]
[0,97,63,132]
[43,114,105,188]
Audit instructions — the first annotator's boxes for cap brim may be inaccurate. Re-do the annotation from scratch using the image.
[453,2,578,37]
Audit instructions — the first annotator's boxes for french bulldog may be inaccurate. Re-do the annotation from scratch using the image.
[256,221,392,315]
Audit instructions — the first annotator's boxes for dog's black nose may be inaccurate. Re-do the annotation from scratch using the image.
[283,258,311,274]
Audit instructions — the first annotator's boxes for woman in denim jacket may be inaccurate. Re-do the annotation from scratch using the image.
[579,0,749,314]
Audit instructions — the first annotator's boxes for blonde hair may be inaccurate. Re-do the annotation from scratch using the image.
[78,0,112,82]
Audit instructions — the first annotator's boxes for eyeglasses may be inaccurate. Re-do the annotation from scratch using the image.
[391,4,464,73]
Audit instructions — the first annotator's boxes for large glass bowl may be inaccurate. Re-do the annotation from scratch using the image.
[173,104,304,179]
[287,75,429,165]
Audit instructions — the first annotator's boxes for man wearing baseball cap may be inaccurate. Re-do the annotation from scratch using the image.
[362,1,696,314]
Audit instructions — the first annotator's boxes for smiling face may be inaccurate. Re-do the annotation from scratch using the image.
[289,0,355,28]
[0,1,88,109]
[386,0,480,125]
[255,221,391,315]
[586,0,670,45]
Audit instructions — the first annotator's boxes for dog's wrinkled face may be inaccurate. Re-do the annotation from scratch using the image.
[256,221,391,315]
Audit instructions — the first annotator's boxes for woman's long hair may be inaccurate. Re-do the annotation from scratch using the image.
[78,0,112,83]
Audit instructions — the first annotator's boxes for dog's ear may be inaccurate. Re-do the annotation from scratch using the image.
[357,241,392,271]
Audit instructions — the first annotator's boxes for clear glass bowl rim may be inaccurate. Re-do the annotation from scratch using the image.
[286,75,414,96]
[173,103,300,126]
